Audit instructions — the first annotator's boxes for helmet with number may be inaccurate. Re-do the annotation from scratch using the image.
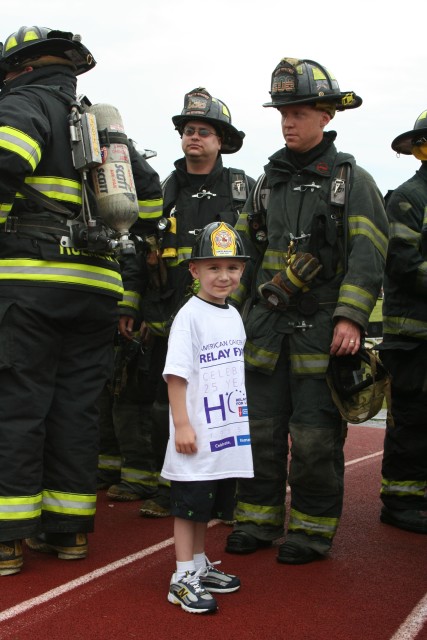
[392,110,427,155]
[326,347,391,424]
[172,87,245,153]
[263,57,362,112]
[0,26,96,80]
[189,222,249,261]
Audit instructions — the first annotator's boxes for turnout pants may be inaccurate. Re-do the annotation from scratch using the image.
[0,285,117,541]
[234,338,347,552]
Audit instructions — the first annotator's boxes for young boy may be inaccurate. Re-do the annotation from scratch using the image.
[161,221,254,614]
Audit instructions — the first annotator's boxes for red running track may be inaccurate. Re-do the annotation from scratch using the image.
[0,423,426,640]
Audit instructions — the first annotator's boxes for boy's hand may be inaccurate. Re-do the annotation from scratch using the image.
[175,423,198,454]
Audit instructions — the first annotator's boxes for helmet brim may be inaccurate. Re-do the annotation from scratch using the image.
[391,127,427,155]
[0,37,96,76]
[172,115,245,154]
[262,92,363,111]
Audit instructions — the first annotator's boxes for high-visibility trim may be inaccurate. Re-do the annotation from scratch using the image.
[229,282,247,307]
[0,202,13,213]
[288,508,339,539]
[234,500,283,527]
[0,125,41,171]
[42,490,96,516]
[348,214,388,259]
[290,353,330,375]
[0,494,42,520]
[234,212,249,233]
[121,467,158,487]
[158,475,171,489]
[98,455,121,472]
[138,197,163,220]
[161,246,192,268]
[380,478,426,498]
[388,221,419,247]
[0,258,123,295]
[263,248,287,271]
[244,340,278,372]
[416,263,427,290]
[383,315,427,340]
[338,283,375,315]
[20,176,82,205]
[144,320,169,337]
[118,290,141,311]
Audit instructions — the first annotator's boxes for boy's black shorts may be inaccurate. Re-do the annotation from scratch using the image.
[170,478,236,522]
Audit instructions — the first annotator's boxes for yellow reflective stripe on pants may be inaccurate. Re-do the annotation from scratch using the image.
[288,508,339,539]
[42,490,96,516]
[234,501,283,528]
[381,478,426,498]
[0,493,42,520]
[98,455,121,472]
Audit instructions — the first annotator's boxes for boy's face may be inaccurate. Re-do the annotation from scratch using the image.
[189,258,245,305]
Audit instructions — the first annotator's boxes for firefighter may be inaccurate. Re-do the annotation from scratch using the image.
[129,87,255,516]
[378,111,427,534]
[0,25,162,576]
[225,58,388,563]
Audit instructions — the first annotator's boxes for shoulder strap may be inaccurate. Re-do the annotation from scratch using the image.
[252,172,269,214]
[330,152,355,272]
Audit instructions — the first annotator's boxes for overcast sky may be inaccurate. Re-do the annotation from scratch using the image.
[3,1,425,196]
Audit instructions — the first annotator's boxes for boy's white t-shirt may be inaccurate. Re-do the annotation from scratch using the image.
[161,295,254,482]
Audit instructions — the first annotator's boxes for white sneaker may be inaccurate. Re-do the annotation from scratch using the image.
[168,568,218,613]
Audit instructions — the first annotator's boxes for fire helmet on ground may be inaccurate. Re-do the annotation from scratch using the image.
[0,26,96,80]
[326,347,391,424]
[189,222,250,261]
[172,87,245,154]
[263,58,362,111]
[391,110,427,155]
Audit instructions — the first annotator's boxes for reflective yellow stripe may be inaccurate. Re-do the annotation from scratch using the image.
[290,353,330,375]
[98,455,121,472]
[42,490,96,516]
[383,315,427,340]
[263,248,286,271]
[0,258,123,295]
[234,500,283,527]
[338,283,375,315]
[118,290,141,311]
[0,494,42,520]
[348,214,388,259]
[288,508,339,539]
[121,467,158,486]
[22,176,82,205]
[381,478,426,498]
[244,340,278,372]
[144,320,169,337]
[0,125,41,171]
[138,197,163,220]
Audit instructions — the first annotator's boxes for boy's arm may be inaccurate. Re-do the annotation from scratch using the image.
[167,374,198,454]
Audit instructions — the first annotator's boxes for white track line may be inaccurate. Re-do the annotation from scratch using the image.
[389,593,427,640]
[1,455,425,640]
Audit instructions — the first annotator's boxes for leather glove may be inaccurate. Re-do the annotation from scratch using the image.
[258,252,322,309]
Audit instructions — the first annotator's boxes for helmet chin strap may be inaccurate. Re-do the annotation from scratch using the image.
[412,143,427,161]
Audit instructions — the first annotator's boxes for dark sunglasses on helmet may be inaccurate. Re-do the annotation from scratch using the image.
[183,126,220,138]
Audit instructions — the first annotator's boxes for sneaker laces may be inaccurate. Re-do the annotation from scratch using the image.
[202,557,222,575]
[181,567,205,592]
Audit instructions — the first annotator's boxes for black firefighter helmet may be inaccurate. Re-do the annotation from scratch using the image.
[263,57,362,112]
[172,87,245,154]
[391,109,427,155]
[189,221,249,262]
[0,25,96,81]
[326,347,391,424]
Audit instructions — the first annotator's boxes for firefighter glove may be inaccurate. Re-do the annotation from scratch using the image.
[258,252,322,309]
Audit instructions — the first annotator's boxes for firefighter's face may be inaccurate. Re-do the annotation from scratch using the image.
[181,120,222,161]
[278,105,330,153]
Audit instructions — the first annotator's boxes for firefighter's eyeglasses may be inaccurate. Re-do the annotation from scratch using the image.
[183,126,219,138]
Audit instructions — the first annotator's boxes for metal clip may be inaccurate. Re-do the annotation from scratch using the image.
[192,190,217,199]
[233,180,244,194]
[288,320,313,331]
[293,182,321,193]
[333,178,345,195]
[188,228,203,236]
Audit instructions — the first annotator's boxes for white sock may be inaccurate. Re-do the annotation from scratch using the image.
[176,560,195,580]
[193,553,207,571]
